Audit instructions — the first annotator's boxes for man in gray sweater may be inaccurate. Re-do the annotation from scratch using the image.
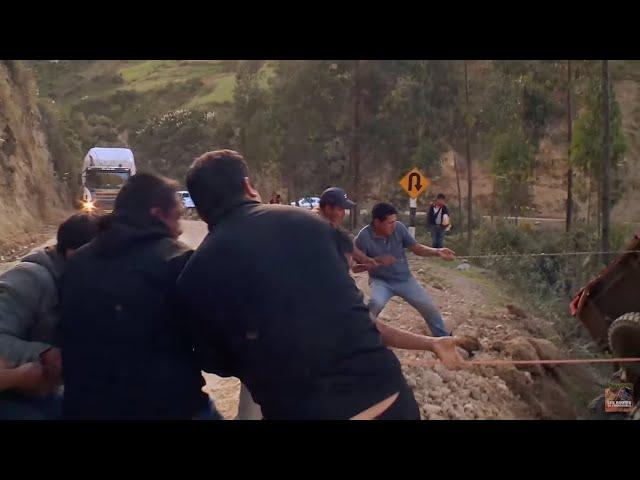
[0,213,99,419]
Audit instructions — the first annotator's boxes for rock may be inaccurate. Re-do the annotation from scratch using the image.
[432,284,444,290]
[425,404,443,416]
[429,414,447,420]
[496,382,510,393]
[491,340,505,352]
[522,317,542,335]
[527,337,599,391]
[527,337,565,361]
[504,336,543,375]
[425,373,445,387]
[453,407,466,418]
[456,262,471,271]
[430,390,444,401]
[537,379,577,420]
[433,364,448,376]
[506,304,528,318]
[455,334,482,354]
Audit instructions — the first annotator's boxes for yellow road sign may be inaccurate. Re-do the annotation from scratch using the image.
[399,167,430,198]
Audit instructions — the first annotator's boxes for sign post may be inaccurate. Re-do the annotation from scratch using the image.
[399,167,430,238]
[409,197,417,237]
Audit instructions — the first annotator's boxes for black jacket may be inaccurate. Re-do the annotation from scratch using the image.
[59,214,210,420]
[427,203,450,226]
[177,201,414,420]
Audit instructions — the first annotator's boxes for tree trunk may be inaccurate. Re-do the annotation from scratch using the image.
[464,60,473,249]
[453,151,463,233]
[350,59,361,230]
[566,60,574,233]
[490,179,496,225]
[587,175,592,227]
[601,59,612,264]
[596,178,601,240]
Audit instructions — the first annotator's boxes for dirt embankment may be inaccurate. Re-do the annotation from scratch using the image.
[0,61,68,258]
[355,257,602,420]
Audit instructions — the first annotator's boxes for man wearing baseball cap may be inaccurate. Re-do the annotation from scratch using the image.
[317,188,479,366]
[317,187,394,271]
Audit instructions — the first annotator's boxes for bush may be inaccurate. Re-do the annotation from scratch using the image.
[463,220,638,344]
[131,109,229,183]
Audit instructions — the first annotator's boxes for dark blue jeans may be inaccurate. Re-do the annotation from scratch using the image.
[369,276,450,337]
[0,391,63,420]
[431,225,445,249]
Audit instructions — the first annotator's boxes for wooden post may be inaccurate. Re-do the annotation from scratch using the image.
[464,60,473,250]
[566,59,574,233]
[409,197,417,238]
[601,59,612,265]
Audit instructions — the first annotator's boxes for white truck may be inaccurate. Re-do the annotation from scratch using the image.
[80,147,136,212]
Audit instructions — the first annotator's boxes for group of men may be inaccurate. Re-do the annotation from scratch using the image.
[0,149,473,420]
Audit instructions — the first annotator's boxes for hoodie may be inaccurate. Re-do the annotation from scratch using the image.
[59,213,209,419]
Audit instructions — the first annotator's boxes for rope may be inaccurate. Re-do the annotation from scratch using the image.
[455,250,640,260]
[401,356,640,368]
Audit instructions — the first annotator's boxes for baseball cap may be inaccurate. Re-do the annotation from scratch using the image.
[320,187,356,209]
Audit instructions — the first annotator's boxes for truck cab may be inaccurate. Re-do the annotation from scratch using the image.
[81,147,136,212]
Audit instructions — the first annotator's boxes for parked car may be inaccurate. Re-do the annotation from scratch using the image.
[291,196,321,209]
[177,190,195,209]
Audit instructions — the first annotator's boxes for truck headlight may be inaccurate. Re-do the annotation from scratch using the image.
[82,200,96,212]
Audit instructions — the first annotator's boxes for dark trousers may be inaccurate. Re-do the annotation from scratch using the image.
[431,225,445,248]
[375,384,421,420]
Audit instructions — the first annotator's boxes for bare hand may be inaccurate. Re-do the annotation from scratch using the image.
[13,362,56,395]
[352,264,370,273]
[437,248,456,261]
[431,337,465,369]
[361,257,377,267]
[40,347,63,385]
[374,255,396,266]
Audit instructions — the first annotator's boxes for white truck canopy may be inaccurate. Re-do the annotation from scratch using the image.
[84,147,136,174]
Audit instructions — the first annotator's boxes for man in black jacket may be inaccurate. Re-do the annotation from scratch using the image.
[59,173,217,420]
[427,193,450,248]
[177,150,463,420]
